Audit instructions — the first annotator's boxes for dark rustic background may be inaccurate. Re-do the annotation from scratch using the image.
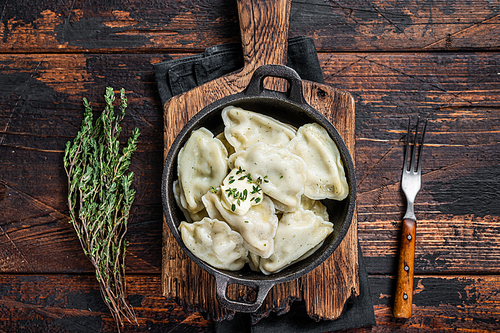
[1,0,499,332]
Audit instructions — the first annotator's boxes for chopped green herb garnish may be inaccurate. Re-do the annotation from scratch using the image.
[236,172,254,183]
[231,204,236,212]
[251,185,261,194]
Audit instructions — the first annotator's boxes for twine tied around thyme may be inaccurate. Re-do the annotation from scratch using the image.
[63,87,140,329]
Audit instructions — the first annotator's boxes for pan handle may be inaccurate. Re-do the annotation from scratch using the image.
[215,275,274,313]
[244,64,306,105]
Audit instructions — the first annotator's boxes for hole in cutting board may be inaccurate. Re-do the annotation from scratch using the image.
[263,77,289,93]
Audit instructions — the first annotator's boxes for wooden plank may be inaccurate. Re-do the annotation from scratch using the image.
[0,274,211,332]
[1,0,499,53]
[0,274,499,332]
[1,52,499,276]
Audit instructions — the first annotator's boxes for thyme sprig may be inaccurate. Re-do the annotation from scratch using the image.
[63,87,140,330]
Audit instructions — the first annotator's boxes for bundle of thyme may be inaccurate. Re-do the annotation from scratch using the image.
[63,87,140,329]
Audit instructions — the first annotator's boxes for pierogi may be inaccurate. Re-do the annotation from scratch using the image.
[222,106,296,152]
[173,106,349,274]
[258,208,333,275]
[179,218,248,270]
[287,123,349,201]
[229,142,307,212]
[177,127,228,213]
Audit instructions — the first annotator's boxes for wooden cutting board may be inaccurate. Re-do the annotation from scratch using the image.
[162,0,359,322]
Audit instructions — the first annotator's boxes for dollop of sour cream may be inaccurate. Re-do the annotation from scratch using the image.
[220,167,264,215]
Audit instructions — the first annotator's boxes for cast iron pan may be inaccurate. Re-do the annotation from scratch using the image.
[161,64,357,313]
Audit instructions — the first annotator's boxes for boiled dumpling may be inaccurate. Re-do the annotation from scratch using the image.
[173,180,209,222]
[177,127,228,213]
[216,132,235,156]
[222,106,296,152]
[300,195,329,222]
[202,191,278,258]
[248,252,261,272]
[179,218,248,271]
[202,190,225,222]
[258,208,333,275]
[229,142,307,212]
[287,123,349,201]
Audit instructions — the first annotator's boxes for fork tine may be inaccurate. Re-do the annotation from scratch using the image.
[416,119,428,173]
[410,117,420,172]
[404,117,411,172]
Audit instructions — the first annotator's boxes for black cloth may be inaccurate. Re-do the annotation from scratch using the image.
[154,36,324,105]
[154,35,376,332]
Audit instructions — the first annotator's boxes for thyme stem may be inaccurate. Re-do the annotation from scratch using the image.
[63,87,140,330]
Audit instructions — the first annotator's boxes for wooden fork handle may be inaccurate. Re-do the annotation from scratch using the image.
[393,218,416,318]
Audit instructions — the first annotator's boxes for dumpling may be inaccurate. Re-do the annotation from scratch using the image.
[173,180,209,222]
[248,252,261,272]
[287,123,349,201]
[222,106,296,152]
[229,142,307,212]
[202,191,278,258]
[179,218,248,271]
[248,239,324,274]
[258,208,333,275]
[177,127,228,213]
[300,195,329,222]
[216,132,235,156]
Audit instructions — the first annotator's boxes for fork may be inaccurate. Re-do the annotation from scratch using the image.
[393,117,428,319]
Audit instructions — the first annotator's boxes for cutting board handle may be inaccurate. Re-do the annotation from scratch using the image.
[237,0,291,75]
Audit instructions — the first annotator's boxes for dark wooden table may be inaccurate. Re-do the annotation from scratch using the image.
[1,0,500,332]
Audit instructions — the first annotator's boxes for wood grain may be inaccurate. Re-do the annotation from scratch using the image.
[0,274,499,332]
[1,0,499,53]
